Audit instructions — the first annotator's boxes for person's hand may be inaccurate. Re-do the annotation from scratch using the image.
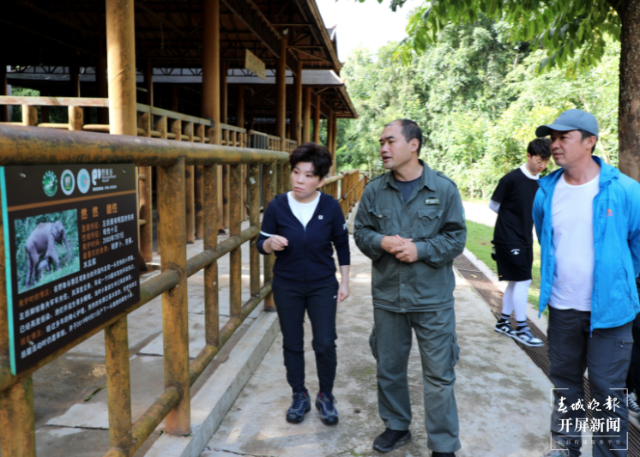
[267,235,289,252]
[389,235,418,263]
[338,282,350,302]
[381,235,410,253]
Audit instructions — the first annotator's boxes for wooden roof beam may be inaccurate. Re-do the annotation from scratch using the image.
[220,0,281,58]
[135,2,188,38]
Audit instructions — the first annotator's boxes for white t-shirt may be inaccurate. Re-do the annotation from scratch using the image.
[287,191,320,228]
[549,173,600,312]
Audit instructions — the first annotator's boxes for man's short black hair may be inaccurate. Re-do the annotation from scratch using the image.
[527,138,551,160]
[386,119,423,154]
[577,129,597,154]
[289,142,333,178]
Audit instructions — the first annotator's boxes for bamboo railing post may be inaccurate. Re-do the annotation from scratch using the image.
[203,131,219,346]
[138,112,153,261]
[0,376,36,457]
[263,163,276,312]
[156,116,168,255]
[0,183,36,456]
[249,164,260,297]
[230,164,242,320]
[104,317,133,452]
[158,157,190,435]
[195,124,206,240]
[68,105,84,131]
[185,122,195,244]
[22,105,37,126]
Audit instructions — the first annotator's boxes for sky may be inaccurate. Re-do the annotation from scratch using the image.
[315,0,424,61]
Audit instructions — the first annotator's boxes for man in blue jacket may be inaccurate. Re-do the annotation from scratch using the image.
[534,109,640,457]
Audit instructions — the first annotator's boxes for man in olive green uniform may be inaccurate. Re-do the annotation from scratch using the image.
[354,119,466,457]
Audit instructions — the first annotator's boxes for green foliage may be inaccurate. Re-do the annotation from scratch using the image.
[14,209,80,294]
[337,19,620,198]
[391,0,620,76]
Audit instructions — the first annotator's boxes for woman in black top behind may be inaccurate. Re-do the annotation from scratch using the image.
[258,143,350,426]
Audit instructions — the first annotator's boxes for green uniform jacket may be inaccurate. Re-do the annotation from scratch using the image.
[354,160,467,312]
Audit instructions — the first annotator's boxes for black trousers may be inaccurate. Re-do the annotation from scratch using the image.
[549,307,633,457]
[272,280,339,394]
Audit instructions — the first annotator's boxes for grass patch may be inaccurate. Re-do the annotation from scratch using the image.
[464,220,543,312]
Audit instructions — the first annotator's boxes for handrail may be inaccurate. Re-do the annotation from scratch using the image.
[320,169,365,217]
[0,124,287,457]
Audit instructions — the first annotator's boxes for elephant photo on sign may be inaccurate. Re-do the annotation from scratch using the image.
[14,209,80,294]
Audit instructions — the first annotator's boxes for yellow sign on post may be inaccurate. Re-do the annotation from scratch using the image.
[245,49,266,80]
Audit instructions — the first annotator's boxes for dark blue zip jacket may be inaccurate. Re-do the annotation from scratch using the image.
[257,192,350,286]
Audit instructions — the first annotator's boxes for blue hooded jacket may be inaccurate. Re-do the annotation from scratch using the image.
[533,156,640,330]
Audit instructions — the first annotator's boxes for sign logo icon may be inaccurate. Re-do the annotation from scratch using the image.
[60,170,75,195]
[511,249,520,256]
[92,168,102,186]
[42,171,58,197]
[77,169,90,194]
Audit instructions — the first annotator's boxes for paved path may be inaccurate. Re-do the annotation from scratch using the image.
[200,237,556,457]
[463,201,496,228]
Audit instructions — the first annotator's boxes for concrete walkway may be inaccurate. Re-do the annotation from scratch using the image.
[462,201,496,228]
[199,237,556,457]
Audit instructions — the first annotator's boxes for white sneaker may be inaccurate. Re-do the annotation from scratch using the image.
[542,441,569,456]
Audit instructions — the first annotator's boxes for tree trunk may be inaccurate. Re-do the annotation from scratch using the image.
[617,0,640,181]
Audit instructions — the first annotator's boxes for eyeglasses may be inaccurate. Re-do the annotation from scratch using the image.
[535,159,549,165]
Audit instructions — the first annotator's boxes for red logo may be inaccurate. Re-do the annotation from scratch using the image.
[606,209,613,217]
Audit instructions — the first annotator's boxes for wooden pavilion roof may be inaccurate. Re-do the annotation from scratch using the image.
[2,0,356,118]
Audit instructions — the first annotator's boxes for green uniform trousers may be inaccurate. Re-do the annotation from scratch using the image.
[370,306,461,453]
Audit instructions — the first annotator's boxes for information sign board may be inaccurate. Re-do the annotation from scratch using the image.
[0,164,140,374]
[245,49,266,80]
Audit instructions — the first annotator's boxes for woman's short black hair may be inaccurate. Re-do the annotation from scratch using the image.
[527,138,551,160]
[289,142,333,178]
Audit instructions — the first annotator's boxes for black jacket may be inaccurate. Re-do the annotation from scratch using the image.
[257,192,350,286]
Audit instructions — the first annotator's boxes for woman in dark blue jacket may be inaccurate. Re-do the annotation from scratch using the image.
[258,142,350,426]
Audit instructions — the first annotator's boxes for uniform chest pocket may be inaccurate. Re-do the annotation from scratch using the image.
[415,208,443,239]
[370,208,393,235]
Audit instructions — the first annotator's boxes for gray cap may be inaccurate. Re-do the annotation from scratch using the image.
[535,109,599,138]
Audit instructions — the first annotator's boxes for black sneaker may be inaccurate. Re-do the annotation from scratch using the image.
[286,391,310,423]
[373,428,411,453]
[432,452,456,457]
[513,326,544,347]
[315,392,339,425]
[494,320,516,337]
[629,393,640,418]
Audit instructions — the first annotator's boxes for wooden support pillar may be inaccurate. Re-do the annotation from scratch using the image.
[0,65,7,122]
[201,0,224,234]
[145,60,154,106]
[220,61,228,124]
[237,86,245,129]
[237,86,247,220]
[97,48,109,125]
[302,86,312,143]
[105,0,137,446]
[158,158,191,435]
[70,58,81,97]
[313,94,321,144]
[293,60,303,143]
[327,110,334,151]
[141,61,154,258]
[220,61,229,229]
[331,114,338,175]
[276,37,287,144]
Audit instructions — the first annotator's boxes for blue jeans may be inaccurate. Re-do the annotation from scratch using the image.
[272,280,339,394]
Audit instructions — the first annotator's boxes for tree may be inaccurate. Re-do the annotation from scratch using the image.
[380,0,640,180]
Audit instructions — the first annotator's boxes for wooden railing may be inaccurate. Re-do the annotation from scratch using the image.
[0,96,300,263]
[0,123,288,457]
[320,169,367,217]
